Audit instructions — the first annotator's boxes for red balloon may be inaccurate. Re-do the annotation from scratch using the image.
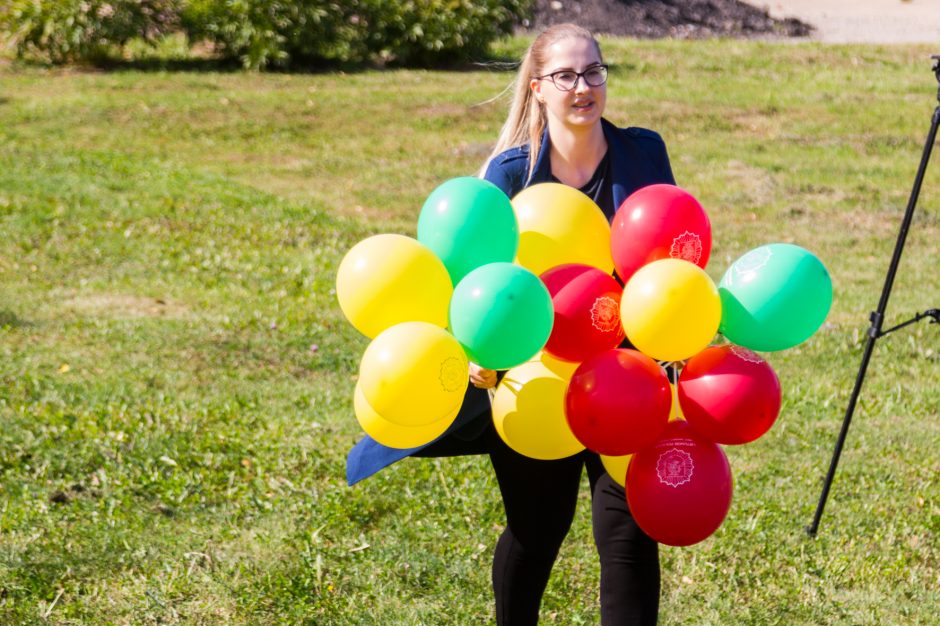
[626,420,733,546]
[678,344,781,444]
[610,184,711,282]
[541,264,626,362]
[565,349,671,455]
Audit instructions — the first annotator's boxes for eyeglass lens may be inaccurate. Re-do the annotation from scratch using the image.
[551,66,607,90]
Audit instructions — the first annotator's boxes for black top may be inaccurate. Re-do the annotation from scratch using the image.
[550,149,615,220]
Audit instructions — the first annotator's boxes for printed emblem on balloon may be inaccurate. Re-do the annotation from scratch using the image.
[729,344,764,364]
[439,357,467,392]
[669,231,704,264]
[729,247,773,285]
[590,296,621,333]
[656,448,694,487]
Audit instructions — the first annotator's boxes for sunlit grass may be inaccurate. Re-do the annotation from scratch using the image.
[0,38,938,624]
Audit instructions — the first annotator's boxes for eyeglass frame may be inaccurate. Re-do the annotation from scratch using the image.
[534,64,609,91]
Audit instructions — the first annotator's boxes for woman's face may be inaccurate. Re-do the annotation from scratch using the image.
[531,37,607,131]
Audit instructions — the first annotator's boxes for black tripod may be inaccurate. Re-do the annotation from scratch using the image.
[807,55,940,537]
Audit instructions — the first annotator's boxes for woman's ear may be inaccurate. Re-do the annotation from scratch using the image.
[530,78,544,104]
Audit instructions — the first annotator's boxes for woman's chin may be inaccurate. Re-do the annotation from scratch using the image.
[566,111,602,127]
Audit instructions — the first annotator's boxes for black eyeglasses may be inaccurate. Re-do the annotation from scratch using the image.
[535,64,608,91]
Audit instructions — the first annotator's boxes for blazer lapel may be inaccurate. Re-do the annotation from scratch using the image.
[603,118,640,210]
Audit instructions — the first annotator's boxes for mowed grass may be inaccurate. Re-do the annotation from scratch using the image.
[0,38,938,624]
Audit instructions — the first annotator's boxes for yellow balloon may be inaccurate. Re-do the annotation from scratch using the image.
[359,322,469,427]
[491,352,584,460]
[354,384,457,449]
[336,234,453,338]
[511,183,613,276]
[601,454,633,488]
[621,259,721,362]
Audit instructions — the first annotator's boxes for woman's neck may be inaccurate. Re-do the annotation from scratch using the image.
[546,119,607,188]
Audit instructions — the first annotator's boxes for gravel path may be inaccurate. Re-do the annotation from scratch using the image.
[765,0,940,43]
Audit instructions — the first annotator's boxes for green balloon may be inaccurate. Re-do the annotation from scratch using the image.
[417,177,519,285]
[449,262,554,370]
[719,243,832,351]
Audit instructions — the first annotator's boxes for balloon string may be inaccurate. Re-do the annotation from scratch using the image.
[671,367,681,420]
[663,360,683,419]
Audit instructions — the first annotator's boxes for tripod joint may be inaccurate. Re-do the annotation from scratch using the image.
[868,310,884,338]
[933,54,940,102]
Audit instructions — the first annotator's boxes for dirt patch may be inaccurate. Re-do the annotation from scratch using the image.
[62,294,188,319]
[721,159,779,206]
[523,0,812,39]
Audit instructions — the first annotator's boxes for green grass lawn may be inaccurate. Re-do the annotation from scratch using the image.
[1,38,939,624]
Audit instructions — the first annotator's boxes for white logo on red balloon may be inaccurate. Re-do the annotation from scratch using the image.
[729,247,773,286]
[590,296,621,333]
[656,448,695,488]
[730,345,764,364]
[439,357,466,392]
[669,231,704,264]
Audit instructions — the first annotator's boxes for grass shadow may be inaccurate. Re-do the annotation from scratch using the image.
[105,53,524,75]
[6,48,523,75]
[88,56,245,73]
[0,310,29,329]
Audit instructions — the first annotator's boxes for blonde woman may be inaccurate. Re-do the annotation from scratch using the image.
[348,24,675,625]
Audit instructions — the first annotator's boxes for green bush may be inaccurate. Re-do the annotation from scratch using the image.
[181,0,530,69]
[1,0,181,63]
[179,0,363,69]
[0,0,529,68]
[366,0,529,67]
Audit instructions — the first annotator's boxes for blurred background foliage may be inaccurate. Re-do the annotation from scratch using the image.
[0,0,531,68]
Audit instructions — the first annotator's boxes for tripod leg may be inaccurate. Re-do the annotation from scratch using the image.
[806,334,877,536]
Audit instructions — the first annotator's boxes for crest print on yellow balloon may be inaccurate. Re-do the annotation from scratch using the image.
[358,321,469,427]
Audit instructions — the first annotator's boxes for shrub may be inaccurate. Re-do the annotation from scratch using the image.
[1,0,181,63]
[179,0,364,69]
[182,0,529,69]
[0,0,530,68]
[364,0,528,67]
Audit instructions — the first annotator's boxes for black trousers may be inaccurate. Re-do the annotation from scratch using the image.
[416,420,660,625]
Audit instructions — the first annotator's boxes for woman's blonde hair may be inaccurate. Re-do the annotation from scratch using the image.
[479,24,601,179]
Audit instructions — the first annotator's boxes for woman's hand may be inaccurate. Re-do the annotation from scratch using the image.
[469,362,498,389]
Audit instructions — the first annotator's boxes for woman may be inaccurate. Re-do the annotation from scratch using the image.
[347,24,675,625]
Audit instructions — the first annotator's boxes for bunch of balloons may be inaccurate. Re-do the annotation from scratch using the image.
[489,182,832,547]
[336,177,554,449]
[337,175,832,549]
